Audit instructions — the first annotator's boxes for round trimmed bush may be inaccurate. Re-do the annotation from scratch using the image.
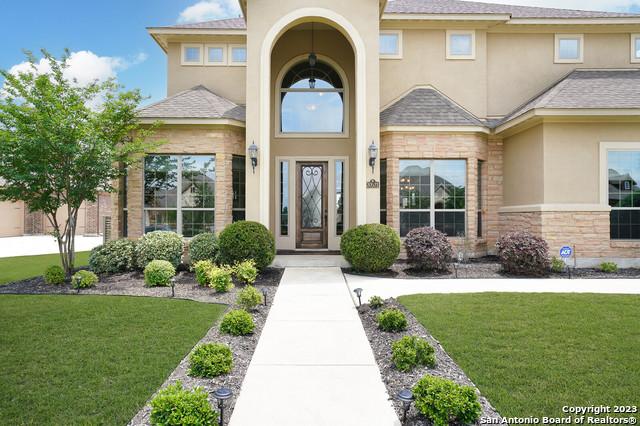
[404,227,452,271]
[89,239,137,274]
[136,231,183,269]
[144,260,176,287]
[218,221,275,270]
[150,381,217,426]
[188,343,233,378]
[412,375,481,426]
[71,270,99,289]
[340,224,400,273]
[44,265,65,285]
[220,309,255,336]
[188,233,218,265]
[496,231,550,277]
[376,308,408,332]
[236,285,263,311]
[392,335,436,372]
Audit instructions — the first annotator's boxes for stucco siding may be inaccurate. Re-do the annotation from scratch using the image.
[503,124,544,206]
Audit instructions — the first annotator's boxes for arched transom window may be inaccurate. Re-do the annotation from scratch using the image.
[280,60,345,134]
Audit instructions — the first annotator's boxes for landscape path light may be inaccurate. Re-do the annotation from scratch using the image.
[261,287,268,306]
[353,287,363,307]
[212,387,233,426]
[396,388,415,424]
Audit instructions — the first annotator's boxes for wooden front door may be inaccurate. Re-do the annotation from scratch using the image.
[296,162,328,249]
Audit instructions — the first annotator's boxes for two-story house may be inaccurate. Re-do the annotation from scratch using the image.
[113,0,640,266]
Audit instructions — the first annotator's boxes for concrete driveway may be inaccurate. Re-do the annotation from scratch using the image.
[0,235,103,258]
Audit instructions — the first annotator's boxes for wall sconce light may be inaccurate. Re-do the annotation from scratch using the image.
[248,142,259,174]
[212,387,233,426]
[368,141,378,173]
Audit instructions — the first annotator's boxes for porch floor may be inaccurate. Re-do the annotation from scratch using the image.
[271,254,349,268]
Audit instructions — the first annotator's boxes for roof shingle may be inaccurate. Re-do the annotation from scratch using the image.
[166,17,246,30]
[138,85,245,121]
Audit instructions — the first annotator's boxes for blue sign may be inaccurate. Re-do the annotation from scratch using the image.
[560,246,573,258]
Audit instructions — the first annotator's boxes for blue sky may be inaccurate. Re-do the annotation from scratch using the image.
[0,0,638,107]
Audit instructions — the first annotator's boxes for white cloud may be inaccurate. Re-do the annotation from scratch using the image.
[177,0,241,23]
[464,0,639,13]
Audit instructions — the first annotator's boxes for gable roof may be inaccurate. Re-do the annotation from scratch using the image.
[138,85,245,122]
[384,0,638,18]
[381,87,485,127]
[501,69,640,125]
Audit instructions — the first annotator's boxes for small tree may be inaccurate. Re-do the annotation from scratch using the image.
[0,49,158,275]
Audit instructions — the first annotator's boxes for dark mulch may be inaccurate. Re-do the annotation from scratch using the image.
[344,257,640,280]
[358,299,502,425]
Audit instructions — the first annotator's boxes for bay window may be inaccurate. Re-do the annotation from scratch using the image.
[399,159,466,237]
[144,154,215,237]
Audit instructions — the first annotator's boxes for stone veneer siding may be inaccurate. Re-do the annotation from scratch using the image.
[112,126,245,239]
[381,131,492,257]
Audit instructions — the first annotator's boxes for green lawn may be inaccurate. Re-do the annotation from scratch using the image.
[399,293,640,420]
[0,251,91,285]
[0,295,225,425]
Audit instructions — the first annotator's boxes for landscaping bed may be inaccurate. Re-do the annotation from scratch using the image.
[345,257,640,279]
[358,299,502,425]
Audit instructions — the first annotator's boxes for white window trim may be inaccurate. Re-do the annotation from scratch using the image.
[181,43,204,66]
[631,34,640,63]
[599,141,640,205]
[228,44,247,66]
[380,30,403,59]
[554,34,584,64]
[204,43,228,66]
[446,30,476,60]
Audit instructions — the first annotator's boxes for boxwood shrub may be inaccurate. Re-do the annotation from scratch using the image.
[368,295,384,309]
[412,375,481,426]
[217,221,275,270]
[150,381,217,426]
[136,231,183,269]
[144,260,176,287]
[89,239,137,274]
[44,265,65,285]
[404,227,452,271]
[391,335,436,372]
[220,309,255,336]
[600,261,618,273]
[236,285,263,311]
[188,343,233,378]
[188,232,218,265]
[71,270,99,289]
[376,308,408,332]
[340,224,400,273]
[495,231,550,277]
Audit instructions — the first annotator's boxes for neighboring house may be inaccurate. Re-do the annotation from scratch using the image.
[113,0,640,266]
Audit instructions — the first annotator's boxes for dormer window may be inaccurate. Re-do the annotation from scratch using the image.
[181,44,203,65]
[555,34,584,63]
[446,30,475,60]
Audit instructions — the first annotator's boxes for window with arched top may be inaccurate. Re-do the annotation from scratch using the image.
[279,59,346,135]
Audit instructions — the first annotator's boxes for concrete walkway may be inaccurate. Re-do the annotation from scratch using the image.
[0,235,103,258]
[345,274,640,300]
[229,267,399,426]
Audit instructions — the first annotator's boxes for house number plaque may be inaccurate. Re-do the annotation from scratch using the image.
[366,179,380,189]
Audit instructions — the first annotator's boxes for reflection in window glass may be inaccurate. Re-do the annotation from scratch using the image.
[280,161,289,236]
[399,159,466,237]
[558,38,580,59]
[336,160,344,235]
[450,34,472,56]
[608,151,640,239]
[380,33,399,55]
[380,160,387,225]
[184,47,201,63]
[232,156,246,222]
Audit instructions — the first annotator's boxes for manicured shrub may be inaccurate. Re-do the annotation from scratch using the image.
[220,309,255,336]
[412,375,481,426]
[376,308,408,332]
[44,265,65,285]
[236,286,263,311]
[551,257,565,273]
[234,259,258,285]
[150,381,217,426]
[404,227,452,272]
[144,260,176,287]
[136,231,183,269]
[218,221,275,270]
[495,231,550,277]
[71,270,99,289]
[340,224,400,273]
[193,260,214,287]
[188,233,218,265]
[600,261,618,273]
[188,343,233,378]
[391,336,436,372]
[89,239,137,274]
[208,266,234,293]
[369,295,384,309]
